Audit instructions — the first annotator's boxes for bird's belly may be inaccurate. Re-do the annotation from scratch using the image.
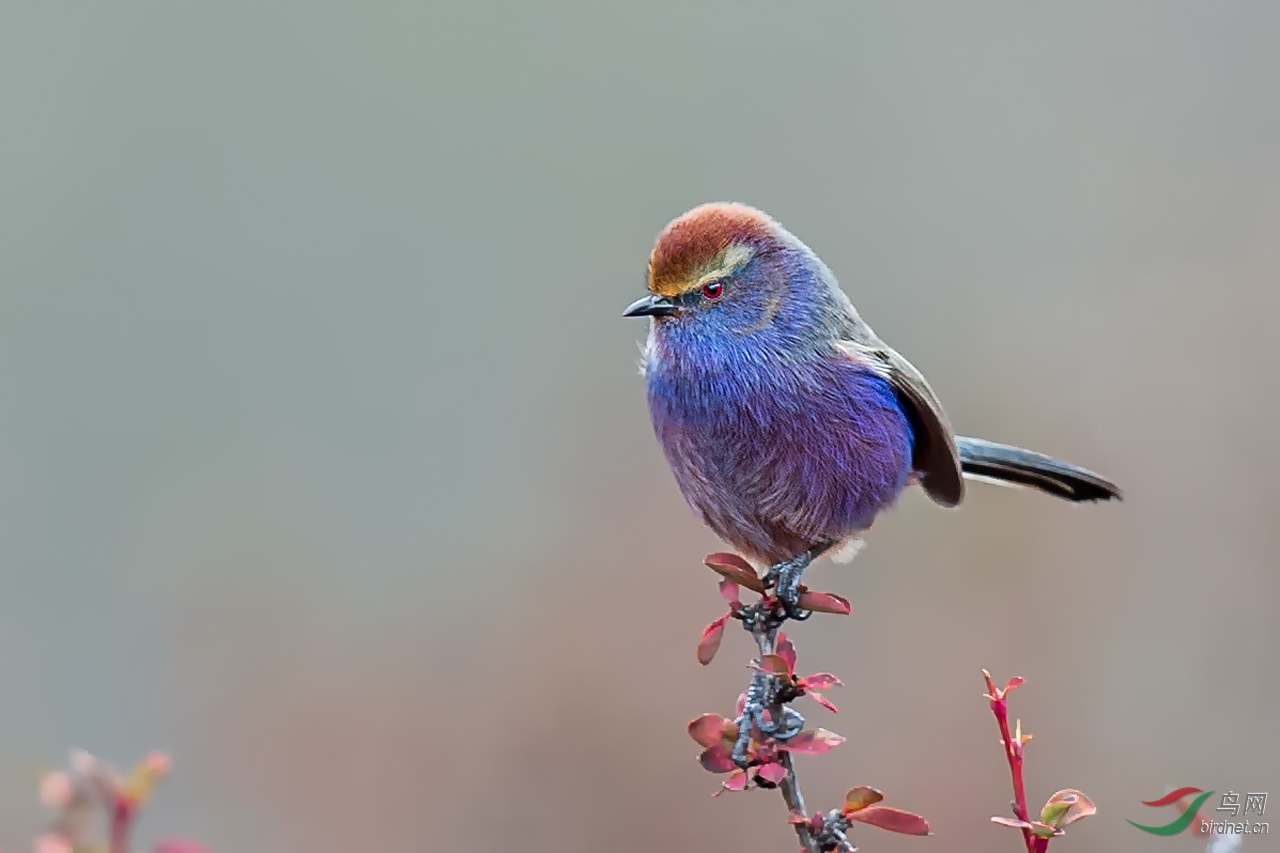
[648,358,915,564]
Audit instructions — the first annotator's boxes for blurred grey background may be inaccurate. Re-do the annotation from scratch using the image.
[1,2,1277,851]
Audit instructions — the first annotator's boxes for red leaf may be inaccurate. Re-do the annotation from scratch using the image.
[697,745,737,774]
[843,786,885,814]
[722,769,749,791]
[796,589,852,615]
[704,553,766,593]
[848,806,932,835]
[757,653,792,676]
[783,728,845,755]
[705,551,755,572]
[718,579,741,605]
[800,672,841,690]
[982,671,1026,702]
[688,714,733,748]
[756,761,788,785]
[697,615,729,665]
[991,817,1032,830]
[775,633,797,671]
[810,692,839,713]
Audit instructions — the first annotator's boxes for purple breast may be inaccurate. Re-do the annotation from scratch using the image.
[647,351,915,564]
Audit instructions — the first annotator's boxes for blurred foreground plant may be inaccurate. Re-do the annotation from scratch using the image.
[26,750,207,853]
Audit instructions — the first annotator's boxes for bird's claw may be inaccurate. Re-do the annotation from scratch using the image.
[765,554,814,621]
[731,687,806,769]
[730,719,754,769]
[777,591,812,621]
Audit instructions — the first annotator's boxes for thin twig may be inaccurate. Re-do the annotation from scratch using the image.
[991,705,1033,853]
[747,611,821,853]
[779,752,817,850]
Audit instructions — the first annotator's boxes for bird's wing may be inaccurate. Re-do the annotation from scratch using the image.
[835,339,965,507]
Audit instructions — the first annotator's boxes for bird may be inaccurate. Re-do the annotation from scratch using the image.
[623,202,1121,616]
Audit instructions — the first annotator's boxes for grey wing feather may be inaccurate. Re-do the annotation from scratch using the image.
[835,339,965,507]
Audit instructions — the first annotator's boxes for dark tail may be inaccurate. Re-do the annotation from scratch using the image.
[955,436,1122,503]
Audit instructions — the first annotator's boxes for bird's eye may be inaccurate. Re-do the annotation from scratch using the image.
[701,280,724,300]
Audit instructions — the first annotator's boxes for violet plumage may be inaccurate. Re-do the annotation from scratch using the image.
[627,202,1120,613]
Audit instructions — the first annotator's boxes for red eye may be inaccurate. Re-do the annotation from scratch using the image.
[701,281,724,300]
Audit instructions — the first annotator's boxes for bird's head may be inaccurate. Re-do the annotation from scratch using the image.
[624,203,848,355]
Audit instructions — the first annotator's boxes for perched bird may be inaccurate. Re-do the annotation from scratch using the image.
[624,202,1120,615]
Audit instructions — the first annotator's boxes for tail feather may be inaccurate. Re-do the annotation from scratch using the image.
[955,436,1122,503]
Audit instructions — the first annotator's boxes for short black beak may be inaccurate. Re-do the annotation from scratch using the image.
[622,294,676,318]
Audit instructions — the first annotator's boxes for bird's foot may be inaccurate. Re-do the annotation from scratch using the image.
[731,669,807,768]
[764,544,830,621]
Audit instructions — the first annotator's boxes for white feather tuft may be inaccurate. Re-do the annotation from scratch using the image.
[829,537,865,564]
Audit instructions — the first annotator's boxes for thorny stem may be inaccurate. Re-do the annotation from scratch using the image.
[744,606,822,853]
[990,694,1035,853]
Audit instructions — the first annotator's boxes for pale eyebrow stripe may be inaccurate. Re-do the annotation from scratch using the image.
[696,242,754,287]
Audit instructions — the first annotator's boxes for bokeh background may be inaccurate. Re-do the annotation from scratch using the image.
[1,2,1277,851]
